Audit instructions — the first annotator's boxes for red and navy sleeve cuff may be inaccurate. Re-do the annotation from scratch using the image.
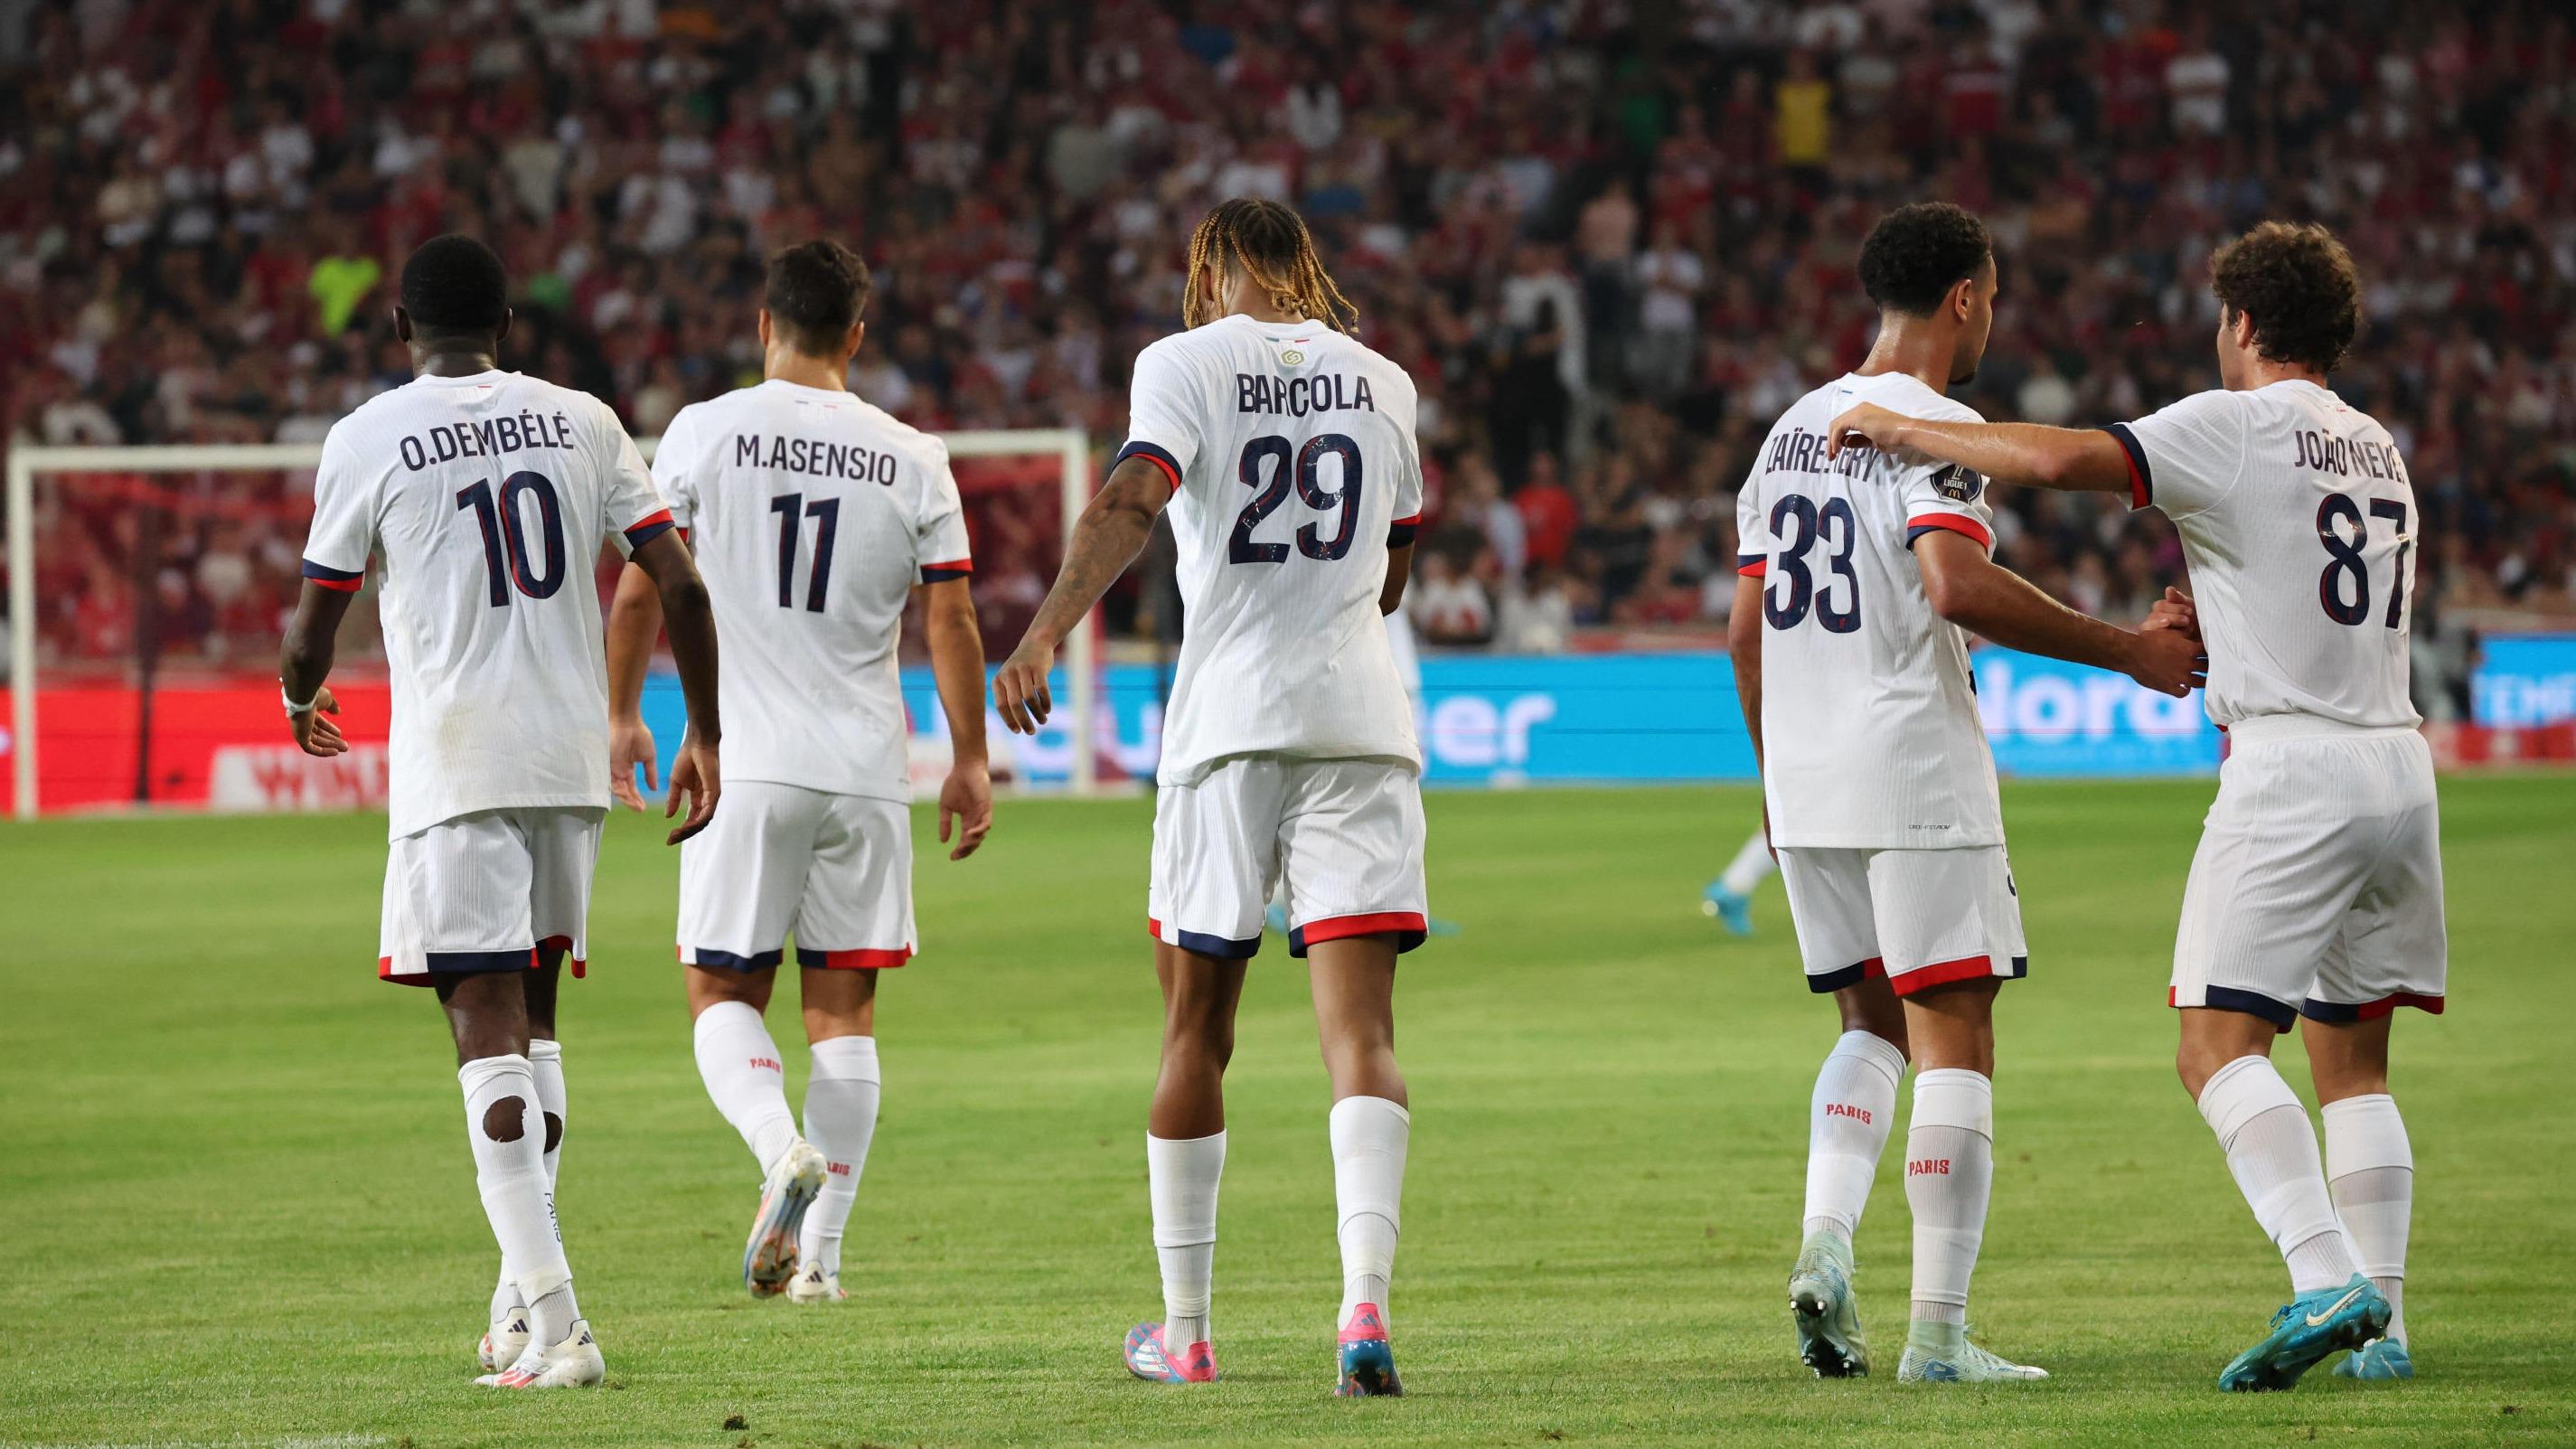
[301,559,364,592]
[1736,551,1767,577]
[623,508,678,550]
[1114,440,1183,492]
[919,558,973,583]
[1905,513,1995,551]
[1387,513,1422,548]
[2101,424,2152,510]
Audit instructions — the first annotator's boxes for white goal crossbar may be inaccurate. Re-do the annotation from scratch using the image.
[5,428,1095,820]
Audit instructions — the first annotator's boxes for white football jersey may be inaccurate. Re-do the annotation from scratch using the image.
[1738,372,2004,851]
[2109,381,2420,730]
[303,370,673,839]
[653,380,971,801]
[1119,315,1424,786]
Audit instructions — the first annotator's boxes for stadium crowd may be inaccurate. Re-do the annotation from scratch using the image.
[4,0,2572,703]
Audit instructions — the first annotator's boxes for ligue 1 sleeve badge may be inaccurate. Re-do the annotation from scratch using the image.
[1933,464,1985,503]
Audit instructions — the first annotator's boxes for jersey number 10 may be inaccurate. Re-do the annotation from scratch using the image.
[456,472,567,607]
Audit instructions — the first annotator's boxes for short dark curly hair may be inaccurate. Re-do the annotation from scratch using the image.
[400,234,509,336]
[2209,221,2360,373]
[1857,202,1991,315]
[765,239,872,354]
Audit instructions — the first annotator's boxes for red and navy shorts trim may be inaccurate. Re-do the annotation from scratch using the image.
[1905,513,1994,551]
[2299,992,2444,1024]
[302,559,365,592]
[623,508,678,550]
[1148,917,1261,959]
[796,946,913,969]
[2101,424,2152,510]
[379,947,537,986]
[681,945,784,972]
[1387,513,1422,548]
[1736,551,1767,578]
[1115,440,1184,492]
[2172,984,2300,1032]
[1288,911,1428,958]
[1808,956,1886,993]
[919,558,973,584]
[1891,953,2026,996]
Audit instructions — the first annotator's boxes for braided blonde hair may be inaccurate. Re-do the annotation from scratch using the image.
[1181,197,1359,334]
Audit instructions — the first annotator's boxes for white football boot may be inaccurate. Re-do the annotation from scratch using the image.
[477,1304,531,1372]
[476,1319,606,1388]
[744,1141,829,1297]
[785,1260,847,1304]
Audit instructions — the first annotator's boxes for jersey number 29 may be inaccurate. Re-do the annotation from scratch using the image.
[1230,434,1362,564]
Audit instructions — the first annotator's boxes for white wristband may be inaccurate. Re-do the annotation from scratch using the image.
[284,687,317,716]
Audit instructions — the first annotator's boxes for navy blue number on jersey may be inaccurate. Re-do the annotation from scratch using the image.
[1762,494,1861,632]
[456,470,567,607]
[2317,493,2410,629]
[770,493,842,612]
[1229,433,1364,564]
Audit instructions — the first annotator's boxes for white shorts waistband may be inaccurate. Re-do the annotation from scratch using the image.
[2226,714,2421,748]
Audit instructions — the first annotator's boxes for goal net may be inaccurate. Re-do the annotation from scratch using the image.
[2,429,1101,820]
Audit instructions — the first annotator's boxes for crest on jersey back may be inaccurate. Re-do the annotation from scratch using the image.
[1932,464,1984,503]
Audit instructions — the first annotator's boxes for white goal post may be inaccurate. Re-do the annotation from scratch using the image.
[5,428,1096,820]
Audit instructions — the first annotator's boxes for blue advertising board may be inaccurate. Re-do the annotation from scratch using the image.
[2471,635,2576,727]
[633,647,2223,791]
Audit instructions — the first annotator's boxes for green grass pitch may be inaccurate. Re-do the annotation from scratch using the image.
[4,776,2571,1448]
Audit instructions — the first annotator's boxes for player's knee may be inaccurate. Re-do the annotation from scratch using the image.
[541,1111,563,1153]
[481,1096,529,1143]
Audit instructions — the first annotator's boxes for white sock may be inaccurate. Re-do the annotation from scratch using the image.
[459,1056,577,1346]
[1904,1068,1992,1327]
[1804,1030,1906,1243]
[492,1039,569,1323]
[1330,1096,1409,1331]
[694,1000,800,1175]
[799,1034,881,1279]
[1148,1131,1226,1348]
[2197,1055,2356,1294]
[2325,1093,2412,1344]
[1719,830,1776,898]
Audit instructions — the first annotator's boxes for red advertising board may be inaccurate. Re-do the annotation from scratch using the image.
[2,680,396,815]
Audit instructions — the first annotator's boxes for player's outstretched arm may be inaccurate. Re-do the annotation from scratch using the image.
[604,561,664,811]
[627,529,722,843]
[1826,404,2131,494]
[1913,531,2205,696]
[278,579,359,757]
[993,456,1173,735]
[921,577,993,861]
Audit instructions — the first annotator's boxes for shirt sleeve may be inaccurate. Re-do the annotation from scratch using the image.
[649,408,697,535]
[1734,449,1774,577]
[299,421,375,592]
[1110,336,1202,493]
[2109,388,2247,520]
[1901,459,1998,554]
[1387,382,1424,548]
[914,439,973,583]
[598,402,676,557]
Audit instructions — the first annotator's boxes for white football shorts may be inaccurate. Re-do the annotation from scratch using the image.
[1776,844,2028,996]
[678,780,916,971]
[1149,754,1427,960]
[379,805,606,985]
[2171,717,2446,1030]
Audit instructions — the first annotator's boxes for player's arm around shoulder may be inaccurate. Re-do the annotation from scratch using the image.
[1825,400,2133,495]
